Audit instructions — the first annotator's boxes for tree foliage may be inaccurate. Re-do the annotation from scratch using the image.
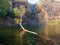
[13,5,26,23]
[0,0,9,18]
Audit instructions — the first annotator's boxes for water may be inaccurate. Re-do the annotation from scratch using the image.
[37,24,60,42]
[0,25,60,45]
[23,24,60,45]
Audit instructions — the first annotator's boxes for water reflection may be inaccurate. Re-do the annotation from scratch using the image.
[38,24,60,42]
[22,24,60,45]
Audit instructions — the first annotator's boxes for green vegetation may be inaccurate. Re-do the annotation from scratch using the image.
[0,0,9,18]
[13,5,26,23]
[47,20,60,25]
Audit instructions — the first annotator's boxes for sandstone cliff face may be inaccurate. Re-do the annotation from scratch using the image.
[35,0,60,42]
[35,0,60,24]
[7,0,60,27]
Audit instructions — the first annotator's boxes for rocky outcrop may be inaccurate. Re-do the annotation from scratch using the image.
[35,0,60,24]
[35,0,60,43]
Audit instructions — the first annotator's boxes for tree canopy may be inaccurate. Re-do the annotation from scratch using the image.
[13,5,26,24]
[0,0,9,18]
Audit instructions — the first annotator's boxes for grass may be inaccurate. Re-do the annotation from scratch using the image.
[47,20,60,25]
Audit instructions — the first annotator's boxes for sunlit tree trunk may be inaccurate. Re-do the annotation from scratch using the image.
[19,17,37,45]
[19,23,37,35]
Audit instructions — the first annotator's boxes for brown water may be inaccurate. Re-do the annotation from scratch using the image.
[37,24,60,42]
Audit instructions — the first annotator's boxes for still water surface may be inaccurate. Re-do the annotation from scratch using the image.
[25,24,60,41]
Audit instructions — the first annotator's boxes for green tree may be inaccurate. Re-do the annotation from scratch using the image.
[13,5,37,34]
[0,0,9,18]
[13,5,37,45]
[13,6,26,23]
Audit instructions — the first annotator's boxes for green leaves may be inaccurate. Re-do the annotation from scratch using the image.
[13,5,26,23]
[0,0,9,18]
[13,6,26,17]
